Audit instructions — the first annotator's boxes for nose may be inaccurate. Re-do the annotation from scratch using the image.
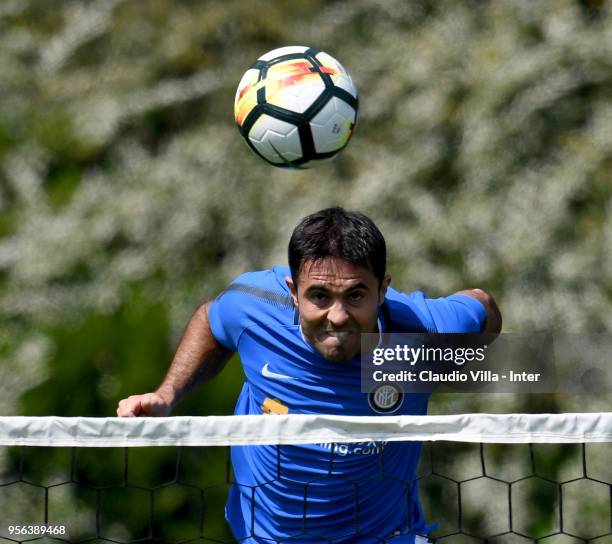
[327,301,350,328]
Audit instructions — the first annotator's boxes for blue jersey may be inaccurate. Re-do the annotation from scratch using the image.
[209,266,486,543]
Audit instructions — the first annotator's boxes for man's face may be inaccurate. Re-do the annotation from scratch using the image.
[286,258,391,363]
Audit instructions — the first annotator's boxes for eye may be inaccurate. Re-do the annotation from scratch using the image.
[309,291,328,303]
[348,291,365,302]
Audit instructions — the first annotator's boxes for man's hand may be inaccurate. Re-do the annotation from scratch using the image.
[116,300,233,417]
[116,391,172,417]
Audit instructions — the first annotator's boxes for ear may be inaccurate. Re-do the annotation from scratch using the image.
[378,274,391,304]
[285,276,299,307]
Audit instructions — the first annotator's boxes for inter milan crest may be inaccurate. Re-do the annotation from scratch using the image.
[368,384,404,414]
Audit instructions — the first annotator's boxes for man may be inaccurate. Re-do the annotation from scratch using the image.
[117,207,502,543]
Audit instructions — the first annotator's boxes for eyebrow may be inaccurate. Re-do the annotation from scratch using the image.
[304,282,370,293]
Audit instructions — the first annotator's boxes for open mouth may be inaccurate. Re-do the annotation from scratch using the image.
[323,330,352,338]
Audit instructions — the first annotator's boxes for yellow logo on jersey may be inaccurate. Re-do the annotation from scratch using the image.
[261,397,289,415]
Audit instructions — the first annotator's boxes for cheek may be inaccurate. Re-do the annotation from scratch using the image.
[354,303,380,329]
[298,302,324,327]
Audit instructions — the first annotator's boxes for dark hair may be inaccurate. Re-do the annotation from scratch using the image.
[288,207,387,285]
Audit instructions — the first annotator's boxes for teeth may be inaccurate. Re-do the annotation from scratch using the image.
[327,331,349,337]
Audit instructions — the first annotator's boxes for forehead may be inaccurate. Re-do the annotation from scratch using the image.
[298,258,376,288]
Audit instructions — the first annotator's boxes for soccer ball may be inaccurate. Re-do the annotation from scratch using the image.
[234,46,358,168]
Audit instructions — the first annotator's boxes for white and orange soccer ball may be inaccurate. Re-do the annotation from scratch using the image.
[234,46,358,168]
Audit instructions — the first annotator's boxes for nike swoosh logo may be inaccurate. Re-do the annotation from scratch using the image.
[262,363,294,380]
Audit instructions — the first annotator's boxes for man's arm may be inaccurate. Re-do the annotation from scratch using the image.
[454,288,502,333]
[116,301,234,417]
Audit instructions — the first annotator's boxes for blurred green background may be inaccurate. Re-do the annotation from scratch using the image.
[0,0,611,541]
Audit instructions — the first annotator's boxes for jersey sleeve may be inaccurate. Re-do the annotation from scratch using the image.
[208,273,256,351]
[423,294,487,333]
[208,268,294,350]
[383,288,487,333]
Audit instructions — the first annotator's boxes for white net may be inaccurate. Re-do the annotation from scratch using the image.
[0,413,611,543]
[2,413,611,447]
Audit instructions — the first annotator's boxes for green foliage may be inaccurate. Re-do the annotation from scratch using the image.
[20,289,172,416]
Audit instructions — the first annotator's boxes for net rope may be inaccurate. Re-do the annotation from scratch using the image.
[1,414,611,543]
[1,413,611,447]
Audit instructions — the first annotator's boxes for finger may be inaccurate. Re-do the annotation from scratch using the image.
[116,400,127,417]
[117,397,142,417]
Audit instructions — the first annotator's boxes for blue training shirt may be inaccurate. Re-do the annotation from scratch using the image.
[208,265,486,544]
